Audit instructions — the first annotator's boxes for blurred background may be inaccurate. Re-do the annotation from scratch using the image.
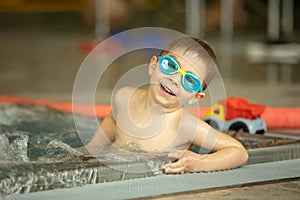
[0,0,299,106]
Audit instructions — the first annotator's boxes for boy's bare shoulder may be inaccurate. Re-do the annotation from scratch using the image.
[115,86,134,96]
[114,87,135,102]
[182,108,198,118]
[114,87,147,101]
[181,108,208,127]
[113,86,147,107]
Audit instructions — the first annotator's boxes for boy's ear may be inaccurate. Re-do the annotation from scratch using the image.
[188,92,205,104]
[148,56,158,75]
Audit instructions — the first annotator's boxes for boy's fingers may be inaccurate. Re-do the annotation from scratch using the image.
[164,163,186,174]
[170,159,183,167]
[163,159,184,169]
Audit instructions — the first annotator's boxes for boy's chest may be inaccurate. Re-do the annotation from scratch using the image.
[114,111,191,152]
[114,125,189,152]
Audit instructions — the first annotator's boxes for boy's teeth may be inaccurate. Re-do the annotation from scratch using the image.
[161,84,175,95]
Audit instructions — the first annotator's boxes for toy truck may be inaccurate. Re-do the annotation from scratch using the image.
[203,98,267,134]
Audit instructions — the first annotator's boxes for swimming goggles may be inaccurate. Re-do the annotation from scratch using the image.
[158,55,203,92]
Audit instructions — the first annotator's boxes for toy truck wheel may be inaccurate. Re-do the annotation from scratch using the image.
[229,122,249,133]
[204,120,220,130]
[256,130,265,134]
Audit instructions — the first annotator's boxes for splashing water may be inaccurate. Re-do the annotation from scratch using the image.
[0,134,29,162]
[0,103,176,195]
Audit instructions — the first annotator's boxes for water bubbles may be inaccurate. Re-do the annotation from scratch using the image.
[47,139,84,157]
[0,134,30,162]
[0,134,9,154]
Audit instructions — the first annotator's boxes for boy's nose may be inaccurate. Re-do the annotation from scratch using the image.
[169,74,181,86]
[169,78,178,86]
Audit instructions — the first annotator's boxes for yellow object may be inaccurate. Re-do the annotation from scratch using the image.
[203,103,225,120]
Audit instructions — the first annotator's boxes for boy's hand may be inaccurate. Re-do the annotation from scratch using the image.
[162,150,207,174]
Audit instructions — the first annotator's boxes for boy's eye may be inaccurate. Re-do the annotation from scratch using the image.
[168,62,177,70]
[162,59,177,71]
[185,75,198,85]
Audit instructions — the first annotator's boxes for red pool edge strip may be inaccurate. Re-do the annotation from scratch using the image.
[261,107,300,129]
[0,96,111,119]
[0,95,299,129]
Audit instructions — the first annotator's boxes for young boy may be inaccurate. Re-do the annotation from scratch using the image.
[87,37,248,174]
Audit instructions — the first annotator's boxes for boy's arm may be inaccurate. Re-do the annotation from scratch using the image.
[86,112,116,148]
[86,87,128,149]
[164,120,248,173]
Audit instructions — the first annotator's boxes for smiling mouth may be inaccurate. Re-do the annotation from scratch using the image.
[160,83,176,96]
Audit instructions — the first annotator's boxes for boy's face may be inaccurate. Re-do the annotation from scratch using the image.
[148,53,205,108]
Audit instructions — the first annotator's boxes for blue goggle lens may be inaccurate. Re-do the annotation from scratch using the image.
[158,56,203,92]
